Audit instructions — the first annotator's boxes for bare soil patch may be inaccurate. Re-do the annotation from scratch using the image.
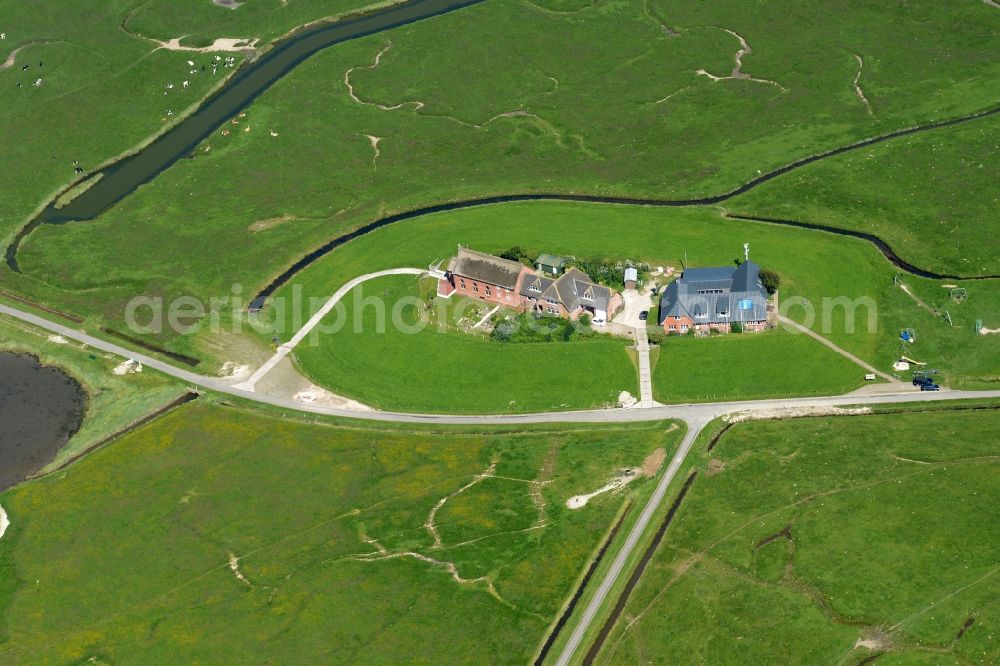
[706,458,726,476]
[248,214,300,233]
[641,448,666,476]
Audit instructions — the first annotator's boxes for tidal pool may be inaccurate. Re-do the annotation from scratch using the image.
[0,352,85,491]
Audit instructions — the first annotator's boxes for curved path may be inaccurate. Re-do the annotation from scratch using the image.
[4,302,999,424]
[234,267,434,391]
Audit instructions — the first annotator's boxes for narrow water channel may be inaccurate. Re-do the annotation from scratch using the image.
[5,0,486,271]
[0,353,85,491]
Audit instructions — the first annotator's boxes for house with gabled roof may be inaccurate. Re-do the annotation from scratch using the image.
[657,260,769,334]
[442,247,533,307]
[519,266,621,324]
[439,247,622,324]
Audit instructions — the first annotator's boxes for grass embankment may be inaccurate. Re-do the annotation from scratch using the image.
[593,408,1000,664]
[8,0,1000,333]
[730,114,1000,277]
[0,402,682,663]
[270,202,997,404]
[293,274,638,413]
[0,314,185,470]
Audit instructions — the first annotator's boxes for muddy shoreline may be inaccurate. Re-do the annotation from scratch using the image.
[0,352,85,491]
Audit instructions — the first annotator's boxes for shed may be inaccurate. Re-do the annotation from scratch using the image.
[624,267,638,290]
[536,253,567,276]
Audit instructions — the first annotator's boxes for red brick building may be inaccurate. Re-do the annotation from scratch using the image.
[440,248,622,324]
[441,248,532,307]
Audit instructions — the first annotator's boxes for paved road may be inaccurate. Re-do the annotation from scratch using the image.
[555,416,709,666]
[4,302,998,425]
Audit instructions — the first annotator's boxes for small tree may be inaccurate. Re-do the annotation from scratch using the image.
[491,320,516,343]
[759,269,781,296]
[499,246,534,265]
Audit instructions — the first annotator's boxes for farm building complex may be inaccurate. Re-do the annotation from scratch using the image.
[440,247,622,323]
[658,260,769,334]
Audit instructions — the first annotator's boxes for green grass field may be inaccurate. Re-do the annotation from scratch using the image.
[5,0,1000,337]
[731,114,1000,277]
[594,408,1000,664]
[653,329,866,402]
[292,274,638,412]
[267,202,999,399]
[0,402,682,663]
[0,0,384,252]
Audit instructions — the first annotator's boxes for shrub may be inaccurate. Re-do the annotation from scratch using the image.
[760,269,781,295]
[499,246,536,266]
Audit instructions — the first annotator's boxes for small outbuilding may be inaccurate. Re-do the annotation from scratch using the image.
[536,253,567,276]
[624,267,638,290]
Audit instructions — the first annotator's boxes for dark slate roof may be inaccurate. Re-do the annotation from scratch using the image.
[681,266,734,282]
[519,273,555,297]
[520,266,614,313]
[448,248,524,289]
[731,260,760,292]
[658,261,768,326]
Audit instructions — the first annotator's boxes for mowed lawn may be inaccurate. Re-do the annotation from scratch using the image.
[271,202,999,398]
[596,409,1000,665]
[653,329,865,402]
[0,402,682,663]
[293,275,638,413]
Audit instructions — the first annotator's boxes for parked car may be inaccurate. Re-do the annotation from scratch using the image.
[638,310,649,321]
[920,383,941,391]
[912,375,932,386]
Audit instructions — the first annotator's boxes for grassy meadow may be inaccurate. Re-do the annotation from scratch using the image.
[0,314,185,471]
[267,202,1000,400]
[5,0,1000,337]
[0,402,682,663]
[594,408,1000,665]
[292,274,638,412]
[0,0,379,249]
[731,113,1000,277]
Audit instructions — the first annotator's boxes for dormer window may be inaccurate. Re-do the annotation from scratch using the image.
[582,286,594,301]
[528,278,542,293]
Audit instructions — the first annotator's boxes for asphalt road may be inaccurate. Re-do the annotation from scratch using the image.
[4,301,999,664]
[554,416,710,666]
[5,304,997,426]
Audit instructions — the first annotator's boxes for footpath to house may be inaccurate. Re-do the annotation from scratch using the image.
[635,325,656,407]
[778,315,898,382]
